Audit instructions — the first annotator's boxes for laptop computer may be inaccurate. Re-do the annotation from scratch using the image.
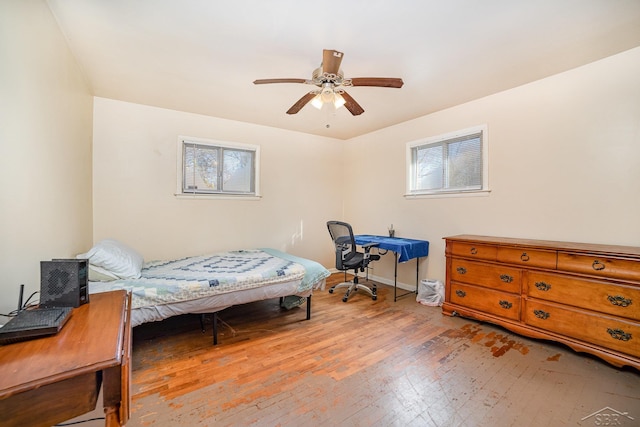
[0,307,73,345]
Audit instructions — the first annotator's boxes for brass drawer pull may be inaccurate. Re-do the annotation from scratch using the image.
[470,247,477,255]
[455,289,466,298]
[592,260,606,271]
[520,252,530,262]
[500,274,513,283]
[456,266,467,274]
[534,309,550,320]
[499,300,512,309]
[607,328,632,342]
[534,281,551,291]
[607,295,632,307]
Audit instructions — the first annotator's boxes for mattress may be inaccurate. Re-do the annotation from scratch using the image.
[89,248,329,327]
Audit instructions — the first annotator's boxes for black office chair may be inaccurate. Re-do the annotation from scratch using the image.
[327,221,381,302]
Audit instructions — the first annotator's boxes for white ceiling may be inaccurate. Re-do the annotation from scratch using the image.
[47,0,640,140]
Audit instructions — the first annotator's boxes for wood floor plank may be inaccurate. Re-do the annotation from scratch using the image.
[119,273,640,426]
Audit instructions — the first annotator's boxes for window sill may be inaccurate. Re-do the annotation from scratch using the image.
[175,193,262,201]
[404,188,491,199]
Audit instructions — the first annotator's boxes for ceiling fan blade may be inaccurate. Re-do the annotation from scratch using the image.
[253,78,308,85]
[340,91,364,116]
[322,49,344,75]
[350,77,404,88]
[286,92,316,114]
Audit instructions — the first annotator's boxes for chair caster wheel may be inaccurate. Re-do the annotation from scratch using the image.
[342,297,348,302]
[372,296,377,301]
[329,289,334,294]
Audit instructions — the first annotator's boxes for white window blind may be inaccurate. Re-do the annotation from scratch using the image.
[407,126,488,196]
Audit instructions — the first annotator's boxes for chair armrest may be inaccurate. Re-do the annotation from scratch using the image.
[361,242,379,252]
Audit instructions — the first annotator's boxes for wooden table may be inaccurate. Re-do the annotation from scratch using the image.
[0,290,132,427]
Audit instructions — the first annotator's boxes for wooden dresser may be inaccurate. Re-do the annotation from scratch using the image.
[443,235,640,370]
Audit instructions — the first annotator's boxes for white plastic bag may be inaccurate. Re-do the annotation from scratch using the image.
[416,279,445,306]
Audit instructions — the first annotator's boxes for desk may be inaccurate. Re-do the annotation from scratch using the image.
[0,290,132,427]
[354,235,430,301]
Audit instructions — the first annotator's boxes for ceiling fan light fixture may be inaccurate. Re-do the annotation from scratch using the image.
[311,93,323,109]
[320,85,334,103]
[311,87,345,110]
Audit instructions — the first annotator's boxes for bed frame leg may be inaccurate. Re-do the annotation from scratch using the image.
[306,295,311,320]
[213,312,218,345]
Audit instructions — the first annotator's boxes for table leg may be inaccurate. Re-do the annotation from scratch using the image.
[394,256,420,302]
[416,256,420,294]
[104,406,120,427]
[394,252,398,302]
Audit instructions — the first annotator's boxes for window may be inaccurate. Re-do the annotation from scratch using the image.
[406,125,488,197]
[177,137,260,197]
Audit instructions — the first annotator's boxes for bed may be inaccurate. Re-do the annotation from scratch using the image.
[81,240,330,343]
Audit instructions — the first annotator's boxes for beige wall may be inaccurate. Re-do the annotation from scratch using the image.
[2,1,639,318]
[344,47,640,288]
[0,1,93,318]
[92,98,343,263]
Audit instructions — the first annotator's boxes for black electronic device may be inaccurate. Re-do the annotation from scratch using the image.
[18,283,24,311]
[0,306,73,345]
[40,259,89,308]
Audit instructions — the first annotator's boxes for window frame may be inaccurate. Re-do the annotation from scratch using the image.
[405,125,489,198]
[176,136,261,199]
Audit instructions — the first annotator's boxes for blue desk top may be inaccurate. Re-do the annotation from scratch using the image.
[354,235,429,263]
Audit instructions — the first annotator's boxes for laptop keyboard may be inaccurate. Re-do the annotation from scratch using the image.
[0,307,73,344]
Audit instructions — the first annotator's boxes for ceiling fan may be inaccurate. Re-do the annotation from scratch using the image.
[253,49,404,116]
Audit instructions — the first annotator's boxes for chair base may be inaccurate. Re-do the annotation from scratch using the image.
[329,275,377,302]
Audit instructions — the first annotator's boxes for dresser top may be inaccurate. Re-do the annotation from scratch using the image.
[444,235,640,258]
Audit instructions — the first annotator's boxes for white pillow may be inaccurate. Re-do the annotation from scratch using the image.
[77,239,144,279]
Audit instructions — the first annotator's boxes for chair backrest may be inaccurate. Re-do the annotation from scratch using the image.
[327,221,357,270]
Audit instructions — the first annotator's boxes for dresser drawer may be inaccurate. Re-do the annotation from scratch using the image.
[450,242,497,261]
[524,300,639,357]
[497,247,556,269]
[558,252,640,282]
[450,259,521,293]
[450,282,521,321]
[526,271,640,320]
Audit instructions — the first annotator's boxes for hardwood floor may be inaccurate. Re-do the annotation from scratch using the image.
[87,274,640,426]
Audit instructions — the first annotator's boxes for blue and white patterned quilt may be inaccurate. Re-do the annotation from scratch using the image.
[104,249,326,309]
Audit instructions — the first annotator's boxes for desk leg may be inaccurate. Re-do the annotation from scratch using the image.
[394,252,398,302]
[104,406,120,427]
[416,257,420,294]
[394,256,420,302]
[103,366,123,427]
